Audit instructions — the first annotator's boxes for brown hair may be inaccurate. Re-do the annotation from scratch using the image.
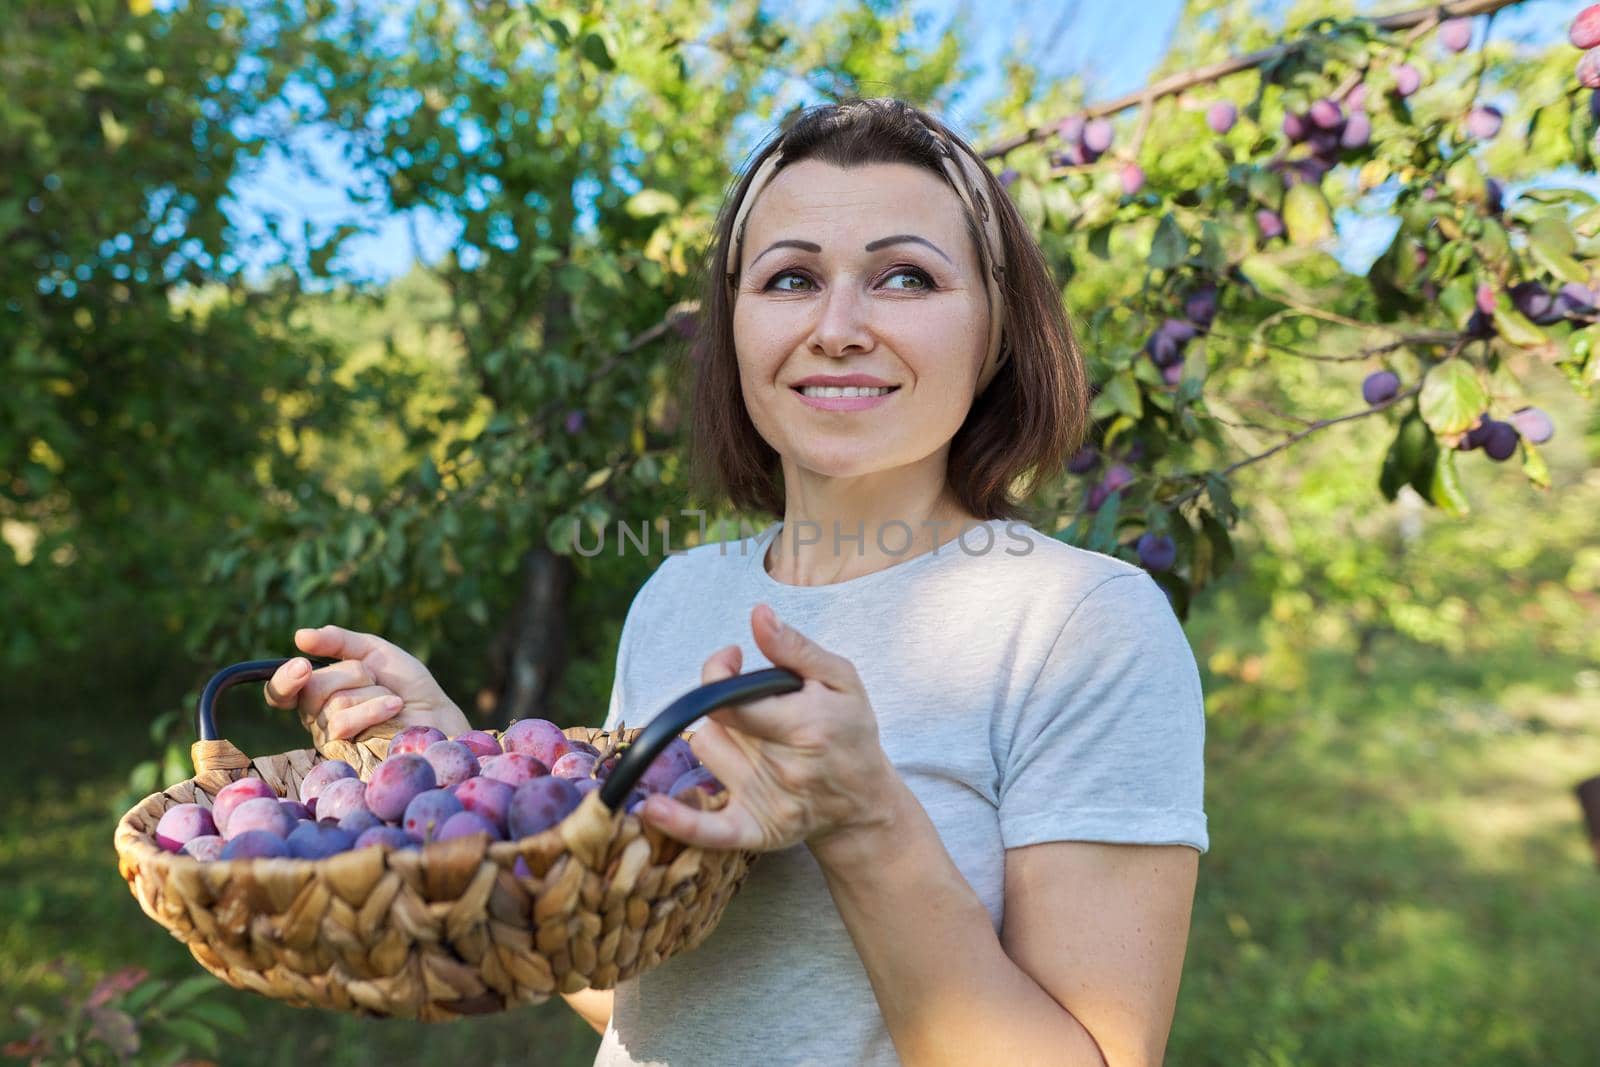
[683,97,1087,523]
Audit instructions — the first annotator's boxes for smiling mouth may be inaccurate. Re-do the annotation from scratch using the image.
[792,385,901,398]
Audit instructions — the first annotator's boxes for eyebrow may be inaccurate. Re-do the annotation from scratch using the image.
[748,234,953,269]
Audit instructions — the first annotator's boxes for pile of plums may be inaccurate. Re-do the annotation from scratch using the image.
[151,721,722,861]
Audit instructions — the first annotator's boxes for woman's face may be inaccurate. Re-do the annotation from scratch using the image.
[731,160,990,485]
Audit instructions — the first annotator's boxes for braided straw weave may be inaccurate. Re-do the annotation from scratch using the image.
[113,725,757,1021]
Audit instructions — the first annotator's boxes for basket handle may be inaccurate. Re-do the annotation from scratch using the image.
[196,656,341,742]
[193,657,805,814]
[598,667,803,811]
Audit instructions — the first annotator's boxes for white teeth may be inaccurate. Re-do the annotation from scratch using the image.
[798,385,895,398]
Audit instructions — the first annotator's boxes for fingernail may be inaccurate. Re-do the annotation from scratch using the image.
[288,660,308,676]
[384,697,403,711]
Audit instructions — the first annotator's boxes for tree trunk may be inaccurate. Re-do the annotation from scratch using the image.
[478,546,574,728]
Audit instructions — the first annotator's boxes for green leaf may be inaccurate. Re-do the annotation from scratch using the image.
[1086,491,1123,554]
[1489,303,1547,348]
[1379,413,1432,501]
[1418,360,1487,434]
[1101,369,1143,419]
[1521,438,1551,490]
[1527,214,1589,284]
[625,189,680,218]
[1199,510,1234,577]
[1424,448,1470,517]
[1445,155,1487,207]
[418,456,440,492]
[1012,178,1044,232]
[1205,474,1237,524]
[579,31,614,69]
[1149,213,1186,270]
[545,514,580,554]
[161,974,222,1014]
[183,1001,247,1036]
[160,1017,220,1055]
[581,467,612,492]
[1283,183,1333,245]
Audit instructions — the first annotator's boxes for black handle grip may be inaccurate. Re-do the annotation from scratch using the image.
[598,667,803,811]
[197,657,341,742]
[196,658,805,816]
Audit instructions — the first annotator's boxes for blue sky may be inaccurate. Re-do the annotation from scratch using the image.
[221,0,1580,286]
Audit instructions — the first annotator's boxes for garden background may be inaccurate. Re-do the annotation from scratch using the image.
[4,0,1600,1063]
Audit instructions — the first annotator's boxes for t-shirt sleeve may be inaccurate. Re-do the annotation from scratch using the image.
[998,571,1209,854]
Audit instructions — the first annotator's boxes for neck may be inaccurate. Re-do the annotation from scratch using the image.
[763,483,984,588]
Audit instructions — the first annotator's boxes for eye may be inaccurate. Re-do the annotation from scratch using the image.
[762,266,937,292]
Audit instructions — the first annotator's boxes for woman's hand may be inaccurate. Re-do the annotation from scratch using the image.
[263,625,472,744]
[639,604,898,855]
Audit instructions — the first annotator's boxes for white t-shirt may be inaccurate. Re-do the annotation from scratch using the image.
[592,518,1208,1067]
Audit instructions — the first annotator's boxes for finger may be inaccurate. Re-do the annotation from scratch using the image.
[640,793,749,850]
[326,693,406,741]
[700,644,742,687]
[685,718,750,786]
[295,624,390,662]
[264,658,312,709]
[300,659,377,713]
[749,604,859,691]
[322,684,397,716]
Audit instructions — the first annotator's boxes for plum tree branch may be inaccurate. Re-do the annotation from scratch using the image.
[979,0,1529,159]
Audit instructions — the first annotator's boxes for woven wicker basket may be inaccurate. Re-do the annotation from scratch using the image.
[114,656,801,1021]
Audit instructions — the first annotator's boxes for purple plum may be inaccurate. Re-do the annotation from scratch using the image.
[668,766,724,800]
[315,776,371,825]
[299,760,357,816]
[389,725,446,757]
[1508,407,1554,444]
[1256,209,1285,240]
[220,830,289,860]
[223,796,296,841]
[1136,533,1177,572]
[354,826,418,852]
[1308,98,1343,130]
[480,752,549,787]
[1119,162,1145,196]
[1206,100,1237,135]
[637,738,698,795]
[403,788,463,843]
[455,776,516,833]
[1572,5,1600,49]
[550,751,598,781]
[180,835,225,861]
[279,800,311,823]
[1393,63,1422,98]
[453,730,503,758]
[336,808,382,836]
[154,804,217,853]
[508,777,583,839]
[1340,111,1372,150]
[1482,419,1519,461]
[435,810,504,843]
[1363,370,1401,406]
[1580,50,1600,90]
[1439,18,1472,53]
[210,777,277,835]
[1465,105,1502,140]
[1082,118,1115,155]
[423,739,480,790]
[500,718,574,769]
[1067,447,1099,474]
[287,821,355,859]
[366,753,438,822]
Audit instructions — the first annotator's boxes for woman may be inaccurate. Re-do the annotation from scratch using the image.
[264,98,1208,1066]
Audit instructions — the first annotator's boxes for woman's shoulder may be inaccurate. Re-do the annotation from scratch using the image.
[962,519,1150,594]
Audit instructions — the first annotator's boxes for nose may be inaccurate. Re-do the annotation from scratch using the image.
[807,278,875,359]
